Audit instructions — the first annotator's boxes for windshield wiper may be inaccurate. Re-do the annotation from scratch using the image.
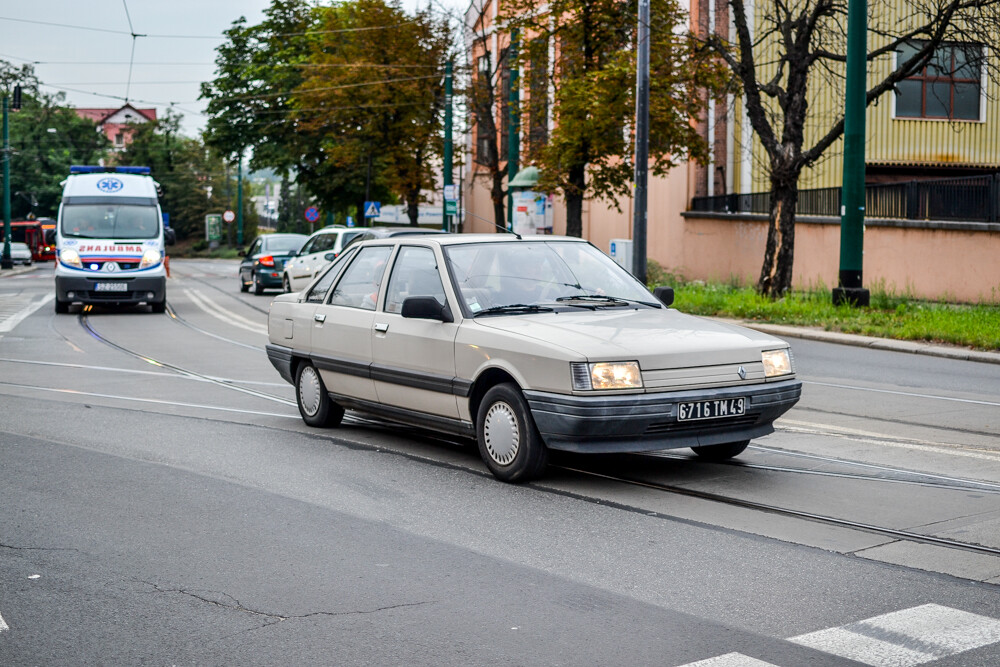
[555,294,660,308]
[474,303,554,317]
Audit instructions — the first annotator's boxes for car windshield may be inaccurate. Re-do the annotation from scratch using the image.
[264,236,306,254]
[444,241,658,314]
[61,204,160,240]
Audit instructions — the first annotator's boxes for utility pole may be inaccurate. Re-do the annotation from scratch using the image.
[2,92,13,270]
[833,0,870,306]
[236,152,244,246]
[631,0,650,284]
[506,31,519,231]
[442,60,454,232]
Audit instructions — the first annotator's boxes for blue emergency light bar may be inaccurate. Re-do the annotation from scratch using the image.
[70,165,151,175]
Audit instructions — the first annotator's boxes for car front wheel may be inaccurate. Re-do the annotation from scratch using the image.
[476,383,548,483]
[283,275,292,293]
[296,362,344,427]
[691,440,750,461]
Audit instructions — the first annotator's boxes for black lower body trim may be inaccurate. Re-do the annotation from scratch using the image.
[331,393,475,439]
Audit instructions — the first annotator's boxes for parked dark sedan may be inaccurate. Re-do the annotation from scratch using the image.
[239,233,308,295]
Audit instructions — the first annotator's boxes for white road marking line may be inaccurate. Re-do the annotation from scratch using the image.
[675,653,778,666]
[0,611,8,632]
[0,356,288,387]
[0,293,54,333]
[0,382,298,416]
[775,418,1000,463]
[804,380,1000,407]
[790,603,1000,667]
[183,288,268,335]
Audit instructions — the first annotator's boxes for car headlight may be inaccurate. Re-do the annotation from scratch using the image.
[571,361,643,390]
[762,349,792,377]
[60,248,82,268]
[139,249,162,269]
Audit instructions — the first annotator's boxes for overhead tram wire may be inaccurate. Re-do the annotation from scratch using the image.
[121,0,145,104]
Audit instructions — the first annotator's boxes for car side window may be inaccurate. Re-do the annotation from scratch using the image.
[384,246,446,314]
[299,237,317,255]
[305,247,357,303]
[248,239,261,256]
[329,246,392,310]
[314,234,336,254]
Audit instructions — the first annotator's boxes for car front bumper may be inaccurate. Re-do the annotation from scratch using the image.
[524,378,802,453]
[56,274,166,305]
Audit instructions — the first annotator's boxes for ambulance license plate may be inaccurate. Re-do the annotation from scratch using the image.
[95,282,128,292]
[678,397,746,421]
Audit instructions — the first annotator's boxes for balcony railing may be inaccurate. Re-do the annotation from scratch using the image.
[690,173,1000,223]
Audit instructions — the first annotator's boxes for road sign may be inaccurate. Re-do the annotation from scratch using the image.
[445,200,458,215]
[444,184,457,201]
[304,206,320,223]
[364,201,381,219]
[222,209,236,223]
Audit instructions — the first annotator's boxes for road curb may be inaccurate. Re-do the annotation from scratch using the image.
[0,265,41,278]
[713,318,1000,366]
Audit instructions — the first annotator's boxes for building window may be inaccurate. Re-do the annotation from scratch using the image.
[895,42,982,120]
[114,131,125,146]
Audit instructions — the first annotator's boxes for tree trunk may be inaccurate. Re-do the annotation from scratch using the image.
[406,190,420,226]
[491,170,506,231]
[756,172,798,297]
[564,162,586,238]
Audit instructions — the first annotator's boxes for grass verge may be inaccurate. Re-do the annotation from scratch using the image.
[657,275,1000,351]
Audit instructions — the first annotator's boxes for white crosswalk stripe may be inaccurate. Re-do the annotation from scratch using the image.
[674,604,1000,667]
[677,653,778,666]
[790,603,1000,666]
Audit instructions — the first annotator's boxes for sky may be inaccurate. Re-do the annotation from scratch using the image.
[1,0,454,138]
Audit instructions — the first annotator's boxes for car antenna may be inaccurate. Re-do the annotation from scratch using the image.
[464,211,521,240]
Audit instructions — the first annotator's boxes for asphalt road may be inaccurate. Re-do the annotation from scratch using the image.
[2,259,999,666]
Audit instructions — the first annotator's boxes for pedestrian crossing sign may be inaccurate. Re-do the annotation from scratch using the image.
[364,201,381,219]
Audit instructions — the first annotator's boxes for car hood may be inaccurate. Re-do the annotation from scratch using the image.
[471,307,786,369]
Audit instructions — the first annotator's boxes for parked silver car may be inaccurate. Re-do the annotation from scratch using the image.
[266,234,801,482]
[9,242,33,266]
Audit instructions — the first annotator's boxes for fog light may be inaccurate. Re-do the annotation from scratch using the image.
[67,291,75,299]
[147,292,155,300]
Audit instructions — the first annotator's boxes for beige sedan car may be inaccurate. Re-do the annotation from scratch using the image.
[266,234,801,482]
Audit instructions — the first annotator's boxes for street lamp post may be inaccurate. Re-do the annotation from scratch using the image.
[2,95,12,270]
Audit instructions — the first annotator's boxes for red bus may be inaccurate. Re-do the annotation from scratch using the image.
[0,220,51,261]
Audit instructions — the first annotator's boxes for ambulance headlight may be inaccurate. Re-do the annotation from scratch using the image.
[60,248,83,268]
[139,249,162,269]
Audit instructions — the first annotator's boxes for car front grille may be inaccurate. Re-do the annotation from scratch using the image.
[644,414,760,435]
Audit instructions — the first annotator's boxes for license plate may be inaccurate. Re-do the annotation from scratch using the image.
[678,397,746,421]
[95,282,128,292]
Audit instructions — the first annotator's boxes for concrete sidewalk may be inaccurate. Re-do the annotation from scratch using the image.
[716,317,1000,365]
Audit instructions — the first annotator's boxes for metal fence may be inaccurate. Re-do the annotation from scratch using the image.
[690,173,1000,223]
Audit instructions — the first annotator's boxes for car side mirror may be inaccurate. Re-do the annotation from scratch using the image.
[164,228,176,246]
[324,252,336,261]
[238,249,246,257]
[45,229,56,245]
[653,286,674,307]
[401,296,453,323]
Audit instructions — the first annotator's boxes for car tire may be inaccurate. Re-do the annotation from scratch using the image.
[283,275,292,293]
[150,300,166,314]
[296,362,345,427]
[476,383,548,483]
[691,440,750,461]
[239,274,249,293]
[253,273,265,295]
[55,298,70,314]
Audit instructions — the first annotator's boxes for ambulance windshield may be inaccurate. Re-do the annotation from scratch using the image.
[62,204,160,240]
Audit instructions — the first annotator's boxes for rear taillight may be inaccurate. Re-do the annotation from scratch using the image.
[257,255,275,267]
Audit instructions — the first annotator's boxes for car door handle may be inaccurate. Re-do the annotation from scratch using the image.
[314,313,326,323]
[374,322,389,333]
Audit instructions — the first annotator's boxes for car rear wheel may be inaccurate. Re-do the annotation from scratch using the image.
[253,273,265,295]
[476,383,548,483]
[296,362,344,427]
[691,440,750,461]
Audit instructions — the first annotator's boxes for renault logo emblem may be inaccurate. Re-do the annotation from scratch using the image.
[737,366,747,380]
[103,262,118,272]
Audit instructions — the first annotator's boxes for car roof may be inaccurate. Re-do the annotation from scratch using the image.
[355,233,586,247]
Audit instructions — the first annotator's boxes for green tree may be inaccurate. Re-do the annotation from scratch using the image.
[294,0,451,225]
[119,112,256,241]
[502,0,727,237]
[8,89,109,218]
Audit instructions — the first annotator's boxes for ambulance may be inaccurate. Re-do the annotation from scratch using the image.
[54,166,173,313]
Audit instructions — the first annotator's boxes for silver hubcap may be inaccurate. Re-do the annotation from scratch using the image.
[299,366,322,417]
[483,401,519,465]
